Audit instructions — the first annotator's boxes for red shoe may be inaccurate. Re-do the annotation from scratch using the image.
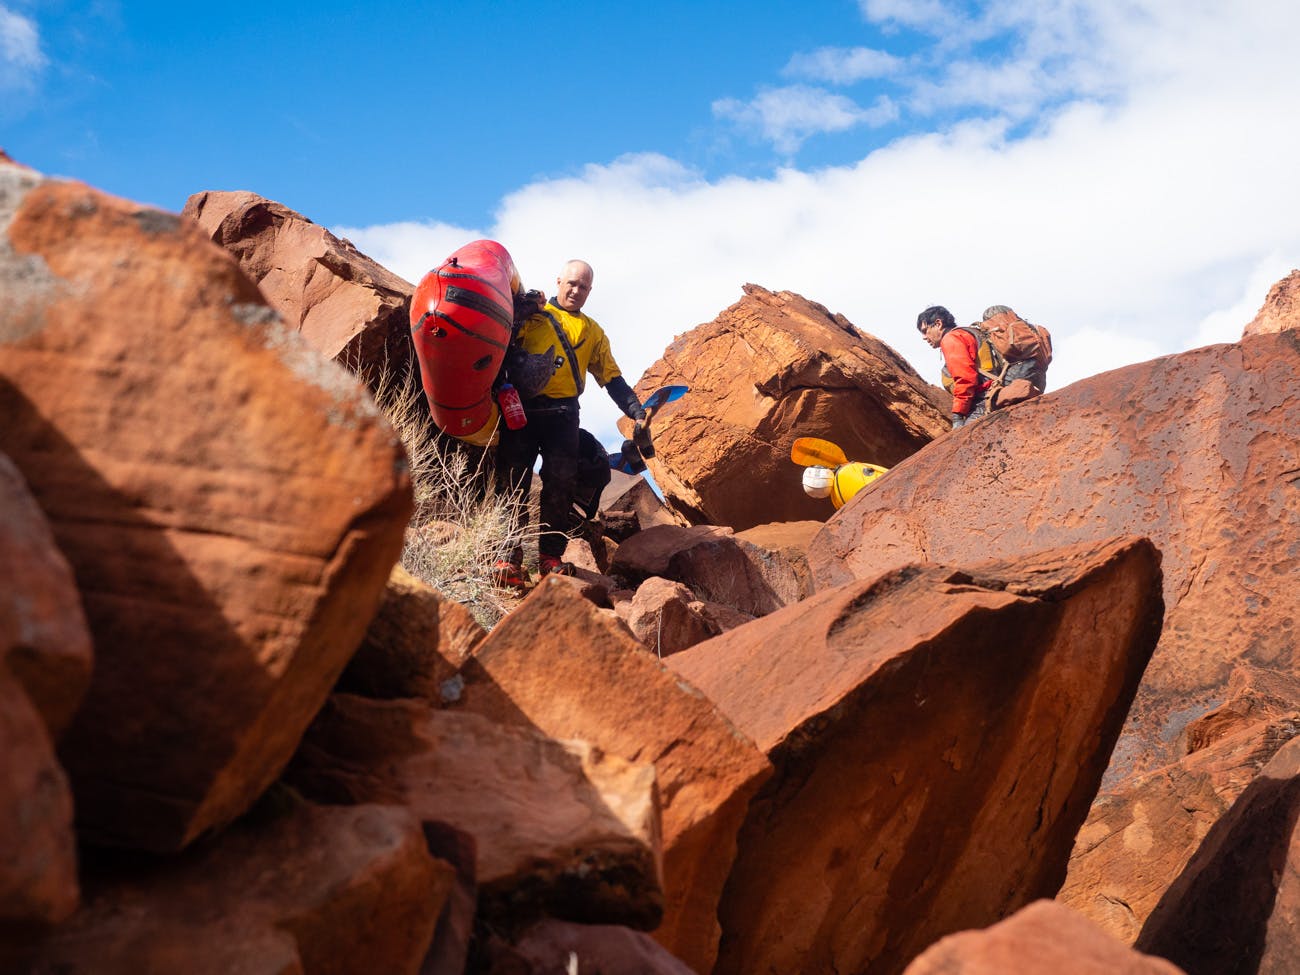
[492,559,528,590]
[538,556,574,577]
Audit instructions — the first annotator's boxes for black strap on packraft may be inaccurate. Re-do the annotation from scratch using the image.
[543,310,586,396]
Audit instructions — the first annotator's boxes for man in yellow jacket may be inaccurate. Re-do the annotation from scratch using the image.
[494,259,645,584]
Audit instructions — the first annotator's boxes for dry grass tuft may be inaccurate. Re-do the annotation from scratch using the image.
[371,363,534,629]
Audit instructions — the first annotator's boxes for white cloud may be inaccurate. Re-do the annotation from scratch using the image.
[332,219,485,287]
[783,46,902,85]
[1191,253,1297,348]
[1046,326,1163,393]
[348,3,1300,449]
[858,0,958,32]
[909,59,1055,118]
[862,1,1142,120]
[0,4,46,92]
[713,85,898,154]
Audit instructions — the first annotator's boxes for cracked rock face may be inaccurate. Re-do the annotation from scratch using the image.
[450,578,773,975]
[183,190,416,388]
[0,158,412,852]
[1243,268,1300,336]
[810,331,1300,784]
[671,536,1162,975]
[808,328,1300,943]
[627,284,950,530]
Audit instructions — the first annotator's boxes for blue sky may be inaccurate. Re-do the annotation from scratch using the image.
[5,1,1300,445]
[3,1,935,226]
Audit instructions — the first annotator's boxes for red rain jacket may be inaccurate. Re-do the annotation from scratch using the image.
[939,327,993,416]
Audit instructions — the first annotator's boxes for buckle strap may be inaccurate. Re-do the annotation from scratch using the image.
[543,310,585,395]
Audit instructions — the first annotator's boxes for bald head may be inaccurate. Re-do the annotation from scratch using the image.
[555,260,594,313]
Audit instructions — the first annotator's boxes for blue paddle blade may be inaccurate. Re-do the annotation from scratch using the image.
[643,384,688,410]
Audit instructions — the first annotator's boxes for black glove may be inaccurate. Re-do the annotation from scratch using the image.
[512,289,546,325]
[632,418,654,458]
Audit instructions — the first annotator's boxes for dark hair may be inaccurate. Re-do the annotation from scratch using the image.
[917,305,955,332]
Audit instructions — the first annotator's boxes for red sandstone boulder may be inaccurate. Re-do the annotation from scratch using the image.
[544,568,618,609]
[287,695,664,929]
[183,190,415,384]
[1060,668,1300,940]
[624,284,949,529]
[902,900,1185,975]
[610,523,805,617]
[688,598,756,636]
[1243,268,1300,336]
[0,672,79,971]
[452,578,772,974]
[736,519,821,601]
[27,801,452,975]
[0,452,91,739]
[335,564,484,701]
[600,469,686,533]
[669,537,1163,975]
[609,525,735,579]
[617,577,717,657]
[0,454,87,964]
[809,333,1300,932]
[809,334,1300,785]
[0,159,412,851]
[1135,735,1300,973]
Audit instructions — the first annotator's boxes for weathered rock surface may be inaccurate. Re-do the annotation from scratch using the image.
[183,190,416,384]
[1243,268,1300,336]
[625,284,949,529]
[544,568,617,609]
[0,670,79,970]
[0,454,87,963]
[808,333,1300,936]
[26,800,452,975]
[0,452,91,739]
[0,159,412,850]
[335,564,484,701]
[422,822,478,975]
[600,469,686,534]
[1059,669,1300,941]
[609,525,735,580]
[735,519,821,601]
[1134,735,1300,974]
[670,537,1163,975]
[286,694,664,929]
[610,523,804,617]
[902,900,1186,974]
[452,578,772,974]
[617,577,717,657]
[810,333,1299,782]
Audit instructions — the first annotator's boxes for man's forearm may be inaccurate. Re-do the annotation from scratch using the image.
[604,375,645,420]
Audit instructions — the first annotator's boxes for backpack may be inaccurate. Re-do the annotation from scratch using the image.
[941,315,1052,410]
[940,326,1003,391]
[978,310,1053,376]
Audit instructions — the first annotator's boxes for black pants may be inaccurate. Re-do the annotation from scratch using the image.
[495,396,579,560]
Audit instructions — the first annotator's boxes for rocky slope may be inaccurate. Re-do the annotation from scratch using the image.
[7,153,1299,974]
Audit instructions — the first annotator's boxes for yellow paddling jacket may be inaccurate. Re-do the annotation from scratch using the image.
[514,301,623,399]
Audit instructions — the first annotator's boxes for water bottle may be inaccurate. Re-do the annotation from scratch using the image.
[497,383,527,430]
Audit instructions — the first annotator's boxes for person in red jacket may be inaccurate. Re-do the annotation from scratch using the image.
[917,305,993,428]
